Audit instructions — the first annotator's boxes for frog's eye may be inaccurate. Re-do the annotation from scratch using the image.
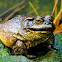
[35,16,44,24]
[35,19,43,24]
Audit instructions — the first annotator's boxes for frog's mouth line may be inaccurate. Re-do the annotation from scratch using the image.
[24,24,54,31]
[28,27,53,31]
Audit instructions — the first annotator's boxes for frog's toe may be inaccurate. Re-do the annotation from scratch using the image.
[26,54,37,59]
[12,40,27,55]
[47,44,53,49]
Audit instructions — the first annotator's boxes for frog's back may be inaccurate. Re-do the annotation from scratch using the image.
[0,15,26,47]
[0,15,26,33]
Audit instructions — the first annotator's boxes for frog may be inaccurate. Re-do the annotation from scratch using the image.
[0,14,54,58]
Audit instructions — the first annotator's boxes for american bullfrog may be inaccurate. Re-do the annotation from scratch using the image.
[0,14,54,58]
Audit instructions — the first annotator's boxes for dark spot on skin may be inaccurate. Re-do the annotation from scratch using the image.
[27,18,34,21]
[29,44,30,47]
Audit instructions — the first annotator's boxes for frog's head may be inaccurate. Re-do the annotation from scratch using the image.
[23,14,54,31]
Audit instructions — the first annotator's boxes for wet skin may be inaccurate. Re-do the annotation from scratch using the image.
[0,15,54,58]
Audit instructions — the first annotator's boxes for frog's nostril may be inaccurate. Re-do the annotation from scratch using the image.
[43,22,48,25]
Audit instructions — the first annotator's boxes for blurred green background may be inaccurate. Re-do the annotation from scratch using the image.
[0,0,62,62]
[0,0,61,19]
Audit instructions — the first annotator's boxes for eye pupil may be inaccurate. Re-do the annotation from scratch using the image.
[36,19,40,21]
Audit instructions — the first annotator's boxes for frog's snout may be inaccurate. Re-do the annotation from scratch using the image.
[12,40,27,55]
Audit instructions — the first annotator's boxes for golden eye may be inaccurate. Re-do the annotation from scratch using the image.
[35,18,43,24]
[40,18,43,23]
